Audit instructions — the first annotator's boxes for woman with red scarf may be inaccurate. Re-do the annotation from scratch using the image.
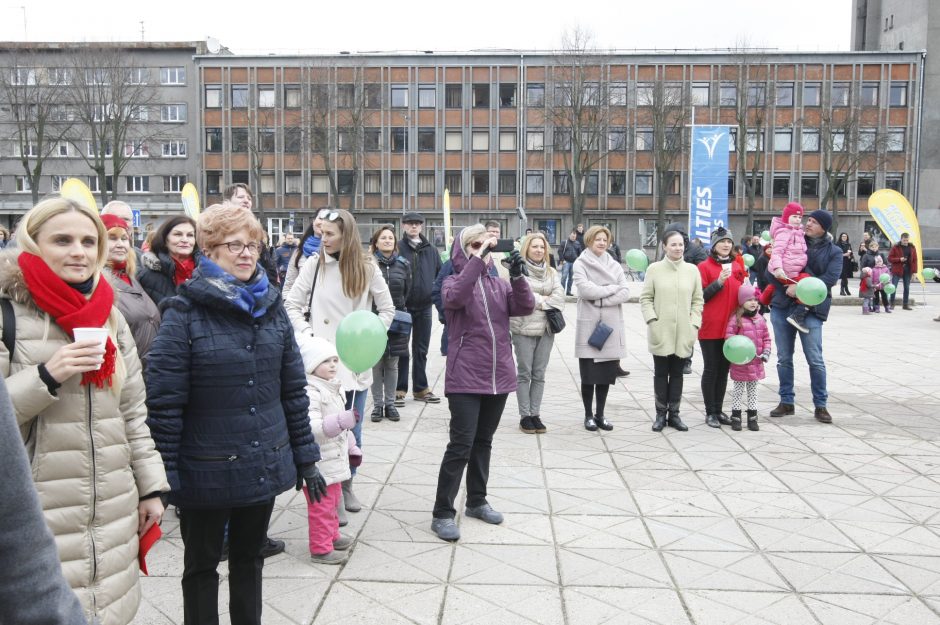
[0,197,169,625]
[698,227,748,429]
[102,214,160,362]
[138,215,199,306]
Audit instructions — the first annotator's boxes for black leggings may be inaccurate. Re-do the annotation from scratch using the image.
[653,354,685,412]
[581,384,610,418]
[700,338,730,416]
[872,290,889,308]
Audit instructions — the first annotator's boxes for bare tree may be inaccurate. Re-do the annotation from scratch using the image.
[818,102,886,233]
[302,63,372,211]
[729,45,772,236]
[66,46,164,205]
[548,28,616,227]
[640,77,691,240]
[0,50,74,204]
[244,106,278,225]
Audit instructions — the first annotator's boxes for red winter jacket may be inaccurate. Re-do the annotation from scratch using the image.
[698,255,748,340]
[888,243,918,277]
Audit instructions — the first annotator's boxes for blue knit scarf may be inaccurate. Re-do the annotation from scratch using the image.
[198,256,271,318]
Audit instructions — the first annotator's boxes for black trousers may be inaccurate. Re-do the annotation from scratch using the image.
[179,500,275,625]
[653,354,685,413]
[433,393,508,519]
[700,338,730,416]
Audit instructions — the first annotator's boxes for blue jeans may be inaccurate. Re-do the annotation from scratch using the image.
[770,304,827,408]
[397,305,432,394]
[561,261,574,294]
[890,272,912,306]
[345,389,367,476]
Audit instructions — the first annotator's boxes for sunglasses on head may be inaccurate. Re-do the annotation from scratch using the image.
[317,209,339,221]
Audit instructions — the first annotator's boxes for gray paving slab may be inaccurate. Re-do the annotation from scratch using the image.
[135,295,940,624]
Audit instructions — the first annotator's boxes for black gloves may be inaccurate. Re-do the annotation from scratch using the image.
[506,250,528,279]
[296,463,328,502]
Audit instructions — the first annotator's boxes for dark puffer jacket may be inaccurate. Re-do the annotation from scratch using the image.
[137,250,202,307]
[375,252,412,358]
[144,266,320,508]
[398,234,442,309]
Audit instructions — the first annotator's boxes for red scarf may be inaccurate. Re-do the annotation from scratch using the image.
[172,255,195,286]
[19,253,117,388]
[110,261,132,285]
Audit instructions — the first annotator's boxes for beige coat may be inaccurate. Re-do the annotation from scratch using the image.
[509,261,566,337]
[572,249,631,361]
[639,257,704,358]
[284,252,395,390]
[107,272,161,362]
[0,251,169,625]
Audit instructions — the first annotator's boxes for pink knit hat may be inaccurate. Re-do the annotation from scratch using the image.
[738,283,761,305]
[782,202,804,223]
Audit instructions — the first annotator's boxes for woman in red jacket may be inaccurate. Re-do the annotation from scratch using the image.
[698,227,748,428]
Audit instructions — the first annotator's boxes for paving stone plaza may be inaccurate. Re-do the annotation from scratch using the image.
[136,293,940,625]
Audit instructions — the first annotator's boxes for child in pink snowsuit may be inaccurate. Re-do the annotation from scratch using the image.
[768,202,812,333]
[724,283,772,432]
[299,337,362,564]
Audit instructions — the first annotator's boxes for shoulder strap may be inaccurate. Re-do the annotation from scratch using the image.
[303,259,321,322]
[1,298,14,362]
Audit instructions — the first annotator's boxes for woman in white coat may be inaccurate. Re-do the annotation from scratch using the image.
[284,209,394,515]
[573,226,631,432]
[510,232,565,434]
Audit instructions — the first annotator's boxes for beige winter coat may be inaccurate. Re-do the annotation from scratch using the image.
[284,252,395,391]
[639,257,704,358]
[305,374,352,486]
[0,251,169,625]
[509,261,566,337]
[572,249,631,361]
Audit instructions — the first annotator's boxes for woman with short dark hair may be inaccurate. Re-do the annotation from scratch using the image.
[137,215,199,306]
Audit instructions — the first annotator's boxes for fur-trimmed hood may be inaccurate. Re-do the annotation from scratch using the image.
[0,249,32,307]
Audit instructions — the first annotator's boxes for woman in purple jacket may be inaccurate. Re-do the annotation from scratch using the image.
[431,225,535,542]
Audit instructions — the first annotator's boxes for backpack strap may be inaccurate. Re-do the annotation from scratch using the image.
[1,298,14,362]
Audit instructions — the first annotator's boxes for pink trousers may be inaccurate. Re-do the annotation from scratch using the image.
[303,482,341,555]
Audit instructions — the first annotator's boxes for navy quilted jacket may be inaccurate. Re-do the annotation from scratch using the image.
[144,266,320,508]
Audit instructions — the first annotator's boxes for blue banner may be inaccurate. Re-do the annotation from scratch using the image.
[688,125,731,249]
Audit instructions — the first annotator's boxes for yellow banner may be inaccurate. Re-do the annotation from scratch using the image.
[442,188,452,249]
[181,183,201,219]
[60,178,98,213]
[867,189,924,285]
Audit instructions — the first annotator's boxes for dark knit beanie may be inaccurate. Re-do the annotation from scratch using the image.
[808,210,833,232]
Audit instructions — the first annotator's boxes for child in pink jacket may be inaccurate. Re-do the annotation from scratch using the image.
[768,202,812,333]
[724,284,772,432]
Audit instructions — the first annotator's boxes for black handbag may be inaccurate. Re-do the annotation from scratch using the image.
[389,309,413,335]
[545,307,566,334]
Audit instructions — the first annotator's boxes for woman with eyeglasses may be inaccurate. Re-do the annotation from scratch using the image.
[282,207,329,295]
[145,204,327,625]
[101,214,161,363]
[137,215,200,306]
[284,209,395,517]
[430,225,534,542]
[369,224,412,423]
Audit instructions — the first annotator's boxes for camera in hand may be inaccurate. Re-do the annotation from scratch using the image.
[491,238,515,253]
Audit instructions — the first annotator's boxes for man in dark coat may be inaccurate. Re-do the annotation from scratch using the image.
[397,212,443,405]
[558,230,583,296]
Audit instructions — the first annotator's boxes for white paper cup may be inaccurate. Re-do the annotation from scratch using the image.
[73,327,108,370]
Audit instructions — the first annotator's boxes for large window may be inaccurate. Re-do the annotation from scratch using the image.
[803,83,821,107]
[800,175,818,197]
[471,131,489,151]
[858,129,877,152]
[258,128,276,152]
[418,85,436,108]
[285,127,303,152]
[284,85,302,108]
[636,129,653,151]
[857,174,875,197]
[390,85,408,108]
[635,172,652,195]
[445,171,462,194]
[472,84,490,108]
[498,130,516,151]
[417,173,435,194]
[163,175,186,193]
[363,173,381,194]
[773,129,792,152]
[206,171,221,195]
[126,176,149,193]
[231,85,249,108]
[363,84,382,109]
[801,128,820,152]
[336,85,355,108]
[445,84,462,108]
[160,67,185,85]
[772,176,790,197]
[526,83,545,107]
[471,171,489,194]
[390,128,408,153]
[285,172,303,194]
[608,172,626,195]
[444,130,462,151]
[498,171,516,194]
[860,83,879,106]
[691,83,710,106]
[886,128,905,152]
[607,129,627,151]
[162,140,187,158]
[553,129,571,151]
[205,128,222,153]
[609,82,628,106]
[526,130,544,151]
[161,104,186,122]
[719,83,737,106]
[363,128,381,151]
[231,128,249,152]
[205,85,222,108]
[747,83,767,106]
[831,82,850,107]
[885,174,903,193]
[525,172,544,194]
[258,87,276,108]
[775,83,794,107]
[311,174,330,194]
[552,171,570,195]
[417,128,435,152]
[499,84,516,107]
[889,83,907,107]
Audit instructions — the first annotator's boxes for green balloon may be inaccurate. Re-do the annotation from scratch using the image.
[795,277,828,306]
[335,311,388,374]
[723,335,757,365]
[761,230,771,242]
[884,284,897,295]
[626,249,649,271]
[924,268,937,280]
[440,249,450,263]
[879,273,891,284]
[742,253,755,268]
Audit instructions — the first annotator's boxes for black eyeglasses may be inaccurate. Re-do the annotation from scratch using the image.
[214,241,260,255]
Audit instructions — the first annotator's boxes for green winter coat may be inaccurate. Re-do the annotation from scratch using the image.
[640,257,704,358]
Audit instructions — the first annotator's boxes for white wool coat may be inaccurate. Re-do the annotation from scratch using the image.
[572,249,631,361]
[304,374,352,486]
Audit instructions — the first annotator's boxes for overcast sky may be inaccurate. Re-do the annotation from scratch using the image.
[1,0,852,55]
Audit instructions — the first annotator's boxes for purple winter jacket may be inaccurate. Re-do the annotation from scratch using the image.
[442,241,535,395]
[724,312,772,382]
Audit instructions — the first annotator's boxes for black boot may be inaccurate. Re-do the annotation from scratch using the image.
[652,410,667,432]
[667,409,688,431]
[747,409,759,431]
[717,412,733,426]
[371,405,384,422]
[652,393,668,432]
[730,409,742,431]
[705,413,721,428]
[584,415,598,432]
[594,414,613,431]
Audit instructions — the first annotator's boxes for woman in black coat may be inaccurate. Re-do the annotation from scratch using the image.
[370,225,412,422]
[137,215,200,306]
[837,232,855,295]
[145,204,326,625]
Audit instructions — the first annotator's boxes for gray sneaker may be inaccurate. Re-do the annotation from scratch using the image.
[310,550,348,565]
[465,503,504,525]
[430,517,460,541]
[332,535,354,551]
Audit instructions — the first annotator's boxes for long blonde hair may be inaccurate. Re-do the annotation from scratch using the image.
[319,209,370,299]
[15,197,126,394]
[519,232,556,277]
